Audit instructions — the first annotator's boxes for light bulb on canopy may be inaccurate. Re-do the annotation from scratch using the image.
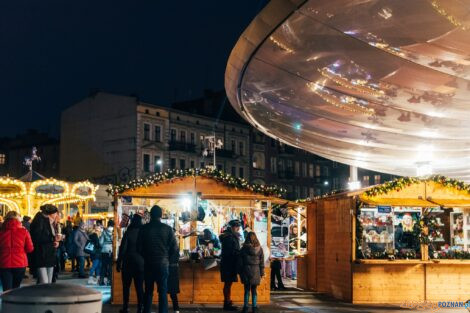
[225,0,470,181]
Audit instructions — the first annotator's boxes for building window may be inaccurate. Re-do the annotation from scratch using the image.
[309,164,314,178]
[294,161,300,177]
[0,154,5,165]
[143,154,150,172]
[302,162,307,177]
[309,187,315,198]
[180,159,186,169]
[239,141,244,156]
[302,186,308,199]
[231,166,236,176]
[253,152,265,170]
[217,164,223,171]
[323,166,329,177]
[154,126,161,142]
[239,167,244,178]
[170,129,176,142]
[315,188,321,196]
[145,109,149,114]
[156,111,160,117]
[294,186,300,199]
[374,175,381,185]
[315,165,321,177]
[154,155,161,172]
[170,158,176,169]
[180,131,186,143]
[190,133,195,145]
[271,139,276,148]
[362,175,370,187]
[231,140,236,152]
[286,160,293,173]
[144,123,150,141]
[190,160,195,168]
[270,157,277,173]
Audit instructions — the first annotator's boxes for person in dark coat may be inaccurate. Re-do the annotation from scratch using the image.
[117,214,144,313]
[270,258,285,290]
[238,232,264,313]
[168,229,180,313]
[219,220,241,311]
[88,226,102,285]
[74,222,89,278]
[137,205,178,313]
[30,204,60,284]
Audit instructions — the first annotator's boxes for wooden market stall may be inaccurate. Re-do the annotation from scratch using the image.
[109,168,300,305]
[299,176,470,304]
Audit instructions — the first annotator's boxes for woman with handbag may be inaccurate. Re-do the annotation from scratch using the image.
[86,225,102,285]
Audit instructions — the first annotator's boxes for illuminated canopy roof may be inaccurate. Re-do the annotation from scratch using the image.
[225,0,470,180]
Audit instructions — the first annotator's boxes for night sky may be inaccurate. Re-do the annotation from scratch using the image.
[0,0,266,137]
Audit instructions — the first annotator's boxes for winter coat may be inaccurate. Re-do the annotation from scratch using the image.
[63,225,75,256]
[100,227,113,255]
[30,212,56,268]
[219,229,240,283]
[167,241,180,294]
[117,225,144,271]
[0,219,34,268]
[74,228,89,257]
[238,244,264,286]
[88,232,101,260]
[137,219,178,267]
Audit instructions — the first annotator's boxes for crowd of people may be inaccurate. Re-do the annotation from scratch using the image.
[0,203,271,313]
[0,204,114,292]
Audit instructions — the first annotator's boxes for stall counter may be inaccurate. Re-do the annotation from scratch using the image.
[112,262,271,305]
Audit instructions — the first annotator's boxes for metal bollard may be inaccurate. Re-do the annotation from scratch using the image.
[1,283,102,313]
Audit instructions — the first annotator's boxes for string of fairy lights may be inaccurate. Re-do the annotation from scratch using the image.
[107,167,286,198]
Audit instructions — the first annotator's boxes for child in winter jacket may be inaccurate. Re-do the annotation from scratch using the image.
[239,232,264,313]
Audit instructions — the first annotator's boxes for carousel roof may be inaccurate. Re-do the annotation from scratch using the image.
[19,170,46,182]
[225,0,470,181]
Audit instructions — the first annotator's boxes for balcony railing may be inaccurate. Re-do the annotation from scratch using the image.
[169,141,196,152]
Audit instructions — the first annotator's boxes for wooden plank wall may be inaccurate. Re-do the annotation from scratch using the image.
[426,263,470,302]
[352,264,425,303]
[112,263,271,304]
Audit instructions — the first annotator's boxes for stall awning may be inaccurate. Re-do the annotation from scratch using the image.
[360,197,437,207]
[428,199,470,208]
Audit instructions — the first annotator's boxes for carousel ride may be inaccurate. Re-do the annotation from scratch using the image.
[0,147,98,217]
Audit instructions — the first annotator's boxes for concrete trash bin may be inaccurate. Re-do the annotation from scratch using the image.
[1,283,102,313]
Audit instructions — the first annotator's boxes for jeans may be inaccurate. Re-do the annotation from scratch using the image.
[100,253,112,284]
[37,267,54,284]
[78,256,85,276]
[143,264,169,313]
[0,268,25,291]
[170,293,179,311]
[90,258,101,277]
[243,284,257,308]
[122,265,144,310]
[291,259,297,279]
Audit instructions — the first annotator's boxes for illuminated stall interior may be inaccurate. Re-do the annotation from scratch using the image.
[0,170,99,218]
[109,168,306,305]
[300,176,470,304]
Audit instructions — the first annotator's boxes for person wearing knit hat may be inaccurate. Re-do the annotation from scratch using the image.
[30,205,60,284]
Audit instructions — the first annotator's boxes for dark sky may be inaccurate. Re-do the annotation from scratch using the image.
[0,0,266,137]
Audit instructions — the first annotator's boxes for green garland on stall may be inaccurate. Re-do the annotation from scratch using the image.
[107,167,286,197]
[364,175,470,198]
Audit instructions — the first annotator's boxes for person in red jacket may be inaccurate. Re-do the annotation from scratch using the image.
[0,211,34,291]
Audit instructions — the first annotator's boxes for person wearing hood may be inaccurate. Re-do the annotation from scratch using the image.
[74,221,89,278]
[219,220,241,311]
[117,214,144,313]
[238,232,264,313]
[99,220,114,286]
[0,211,34,291]
[30,204,61,284]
